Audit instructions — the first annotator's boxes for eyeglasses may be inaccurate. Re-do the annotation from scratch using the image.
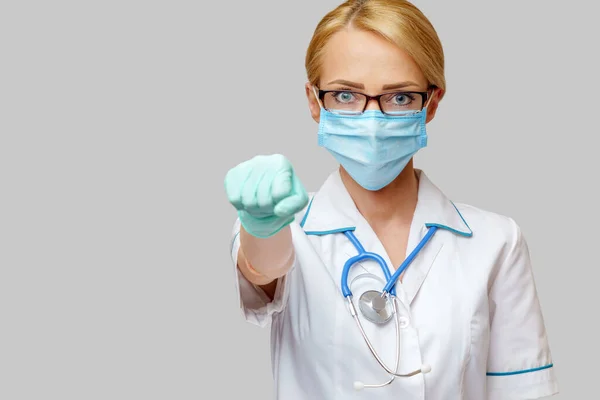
[316,88,431,115]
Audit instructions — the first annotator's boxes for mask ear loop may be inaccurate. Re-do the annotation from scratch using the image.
[311,85,325,109]
[423,86,437,110]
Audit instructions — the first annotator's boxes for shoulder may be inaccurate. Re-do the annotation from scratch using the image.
[454,202,524,250]
[452,202,534,284]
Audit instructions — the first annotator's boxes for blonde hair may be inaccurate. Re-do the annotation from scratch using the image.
[305,0,445,91]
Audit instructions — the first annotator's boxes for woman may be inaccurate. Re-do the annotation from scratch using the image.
[223,0,558,398]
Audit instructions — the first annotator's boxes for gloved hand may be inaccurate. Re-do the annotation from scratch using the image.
[224,154,309,239]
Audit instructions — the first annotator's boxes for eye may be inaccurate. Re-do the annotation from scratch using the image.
[333,91,357,103]
[391,93,413,106]
[381,92,419,110]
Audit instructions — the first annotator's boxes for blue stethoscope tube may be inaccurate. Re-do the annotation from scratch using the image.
[341,226,438,297]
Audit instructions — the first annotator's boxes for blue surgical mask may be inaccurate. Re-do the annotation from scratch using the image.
[317,107,428,191]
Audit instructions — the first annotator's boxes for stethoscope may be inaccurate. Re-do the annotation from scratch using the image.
[341,226,438,391]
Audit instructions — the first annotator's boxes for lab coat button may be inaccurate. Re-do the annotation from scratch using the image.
[399,316,410,328]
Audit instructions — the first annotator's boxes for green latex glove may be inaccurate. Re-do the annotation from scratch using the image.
[224,154,309,238]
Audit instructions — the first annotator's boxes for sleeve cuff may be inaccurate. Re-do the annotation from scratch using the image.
[487,364,559,400]
[234,268,290,327]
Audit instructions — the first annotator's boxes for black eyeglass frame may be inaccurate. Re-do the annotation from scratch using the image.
[316,86,435,115]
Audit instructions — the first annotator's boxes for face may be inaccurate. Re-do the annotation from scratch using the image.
[305,27,443,123]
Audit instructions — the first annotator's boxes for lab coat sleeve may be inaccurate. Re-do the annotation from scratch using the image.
[486,218,559,399]
[229,218,292,328]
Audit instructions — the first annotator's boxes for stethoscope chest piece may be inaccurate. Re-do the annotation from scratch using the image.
[358,290,394,324]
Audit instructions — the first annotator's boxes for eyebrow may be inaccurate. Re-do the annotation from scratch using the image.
[327,79,364,89]
[382,81,420,90]
[326,79,421,91]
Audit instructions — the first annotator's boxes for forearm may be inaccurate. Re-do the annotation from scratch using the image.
[237,225,294,287]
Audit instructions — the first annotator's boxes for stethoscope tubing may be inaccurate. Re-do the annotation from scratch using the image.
[348,294,401,389]
[341,226,438,297]
[348,295,426,380]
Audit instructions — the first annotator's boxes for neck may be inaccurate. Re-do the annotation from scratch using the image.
[340,161,419,228]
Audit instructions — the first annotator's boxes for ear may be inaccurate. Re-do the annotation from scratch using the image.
[305,82,321,123]
[425,87,445,123]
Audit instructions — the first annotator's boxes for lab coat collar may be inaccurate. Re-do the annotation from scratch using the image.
[300,168,473,238]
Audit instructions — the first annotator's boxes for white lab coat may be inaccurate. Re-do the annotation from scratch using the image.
[229,169,558,400]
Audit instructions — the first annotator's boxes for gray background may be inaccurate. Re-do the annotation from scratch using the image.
[1,0,598,399]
